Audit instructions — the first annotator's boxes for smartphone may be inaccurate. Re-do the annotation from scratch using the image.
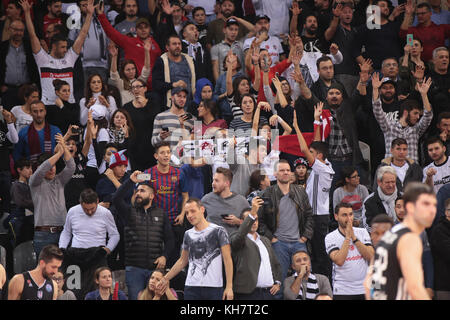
[162,127,169,132]
[137,173,151,181]
[407,34,414,46]
[221,214,230,219]
[71,127,82,135]
[184,113,193,120]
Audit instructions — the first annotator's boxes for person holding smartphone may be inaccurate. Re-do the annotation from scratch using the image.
[112,169,175,300]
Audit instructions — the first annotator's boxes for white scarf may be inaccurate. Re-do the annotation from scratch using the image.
[182,40,203,62]
[377,186,398,223]
[295,272,319,300]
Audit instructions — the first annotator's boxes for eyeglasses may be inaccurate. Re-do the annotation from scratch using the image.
[131,85,144,90]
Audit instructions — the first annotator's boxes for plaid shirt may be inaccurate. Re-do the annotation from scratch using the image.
[372,97,433,163]
[327,108,353,159]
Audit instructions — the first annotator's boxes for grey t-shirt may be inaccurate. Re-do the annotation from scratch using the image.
[169,57,192,95]
[114,19,137,36]
[274,194,300,242]
[201,192,250,235]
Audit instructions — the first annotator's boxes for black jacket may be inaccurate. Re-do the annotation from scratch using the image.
[374,157,424,192]
[0,39,39,87]
[362,188,401,230]
[430,217,450,291]
[181,41,213,83]
[113,178,175,270]
[257,183,314,245]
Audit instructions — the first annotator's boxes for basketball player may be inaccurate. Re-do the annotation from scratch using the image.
[370,182,436,300]
[8,244,63,300]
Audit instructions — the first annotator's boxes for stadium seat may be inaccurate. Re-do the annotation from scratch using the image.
[0,245,6,269]
[359,141,371,176]
[13,241,36,275]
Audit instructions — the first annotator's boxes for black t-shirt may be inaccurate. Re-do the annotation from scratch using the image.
[332,25,359,76]
[301,35,330,54]
[0,120,12,171]
[21,272,54,300]
[65,152,88,210]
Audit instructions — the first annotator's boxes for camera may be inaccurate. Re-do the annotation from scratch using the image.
[71,127,83,135]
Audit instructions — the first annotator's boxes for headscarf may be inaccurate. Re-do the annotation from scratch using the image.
[193,78,214,105]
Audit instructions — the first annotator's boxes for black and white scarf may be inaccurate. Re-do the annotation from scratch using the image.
[295,273,319,300]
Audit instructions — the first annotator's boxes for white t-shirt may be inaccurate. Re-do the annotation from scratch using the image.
[86,128,110,169]
[251,0,292,37]
[306,159,335,216]
[182,223,230,287]
[325,227,372,295]
[422,157,450,194]
[187,0,215,15]
[391,162,409,184]
[33,48,79,104]
[243,36,283,66]
[11,105,33,134]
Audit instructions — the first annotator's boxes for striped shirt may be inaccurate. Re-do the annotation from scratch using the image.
[372,97,432,163]
[229,116,268,133]
[144,166,186,222]
[151,109,196,151]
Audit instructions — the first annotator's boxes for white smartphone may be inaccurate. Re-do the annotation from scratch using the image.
[137,173,151,181]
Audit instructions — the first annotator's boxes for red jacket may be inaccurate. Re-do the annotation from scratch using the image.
[399,22,450,62]
[248,59,292,103]
[98,13,161,90]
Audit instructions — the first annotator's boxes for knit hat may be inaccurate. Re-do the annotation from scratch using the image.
[109,150,128,169]
[294,156,309,168]
[327,83,345,95]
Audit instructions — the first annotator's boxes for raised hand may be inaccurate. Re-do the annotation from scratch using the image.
[405,0,415,15]
[391,4,406,19]
[130,170,144,183]
[19,0,32,13]
[2,109,14,124]
[415,77,432,95]
[161,0,174,15]
[290,1,302,16]
[272,76,282,90]
[332,3,343,17]
[411,64,425,81]
[86,0,95,15]
[329,43,339,56]
[403,43,412,55]
[143,39,152,52]
[291,68,304,85]
[96,0,104,14]
[108,42,118,57]
[314,101,323,121]
[293,110,299,129]
[371,72,382,89]
[251,46,260,66]
[269,115,279,126]
[359,58,373,74]
[258,101,271,112]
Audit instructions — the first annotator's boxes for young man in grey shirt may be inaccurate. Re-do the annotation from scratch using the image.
[201,167,250,235]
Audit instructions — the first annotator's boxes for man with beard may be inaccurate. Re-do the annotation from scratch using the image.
[359,77,401,176]
[423,136,450,194]
[151,87,196,153]
[206,0,253,48]
[112,169,175,300]
[353,0,403,71]
[114,0,139,35]
[181,22,213,81]
[201,167,250,235]
[21,0,94,105]
[372,72,433,163]
[97,3,161,90]
[8,244,63,300]
[152,35,196,109]
[243,15,283,66]
[325,202,374,300]
[35,0,69,48]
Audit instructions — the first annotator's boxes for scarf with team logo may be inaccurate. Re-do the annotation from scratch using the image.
[27,122,52,167]
[295,273,320,300]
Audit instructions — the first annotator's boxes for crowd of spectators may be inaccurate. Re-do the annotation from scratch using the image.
[0,0,448,300]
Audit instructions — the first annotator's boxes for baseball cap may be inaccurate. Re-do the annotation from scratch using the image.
[90,104,107,120]
[109,151,128,169]
[255,15,270,23]
[225,18,239,28]
[172,86,189,95]
[136,17,150,27]
[381,77,396,87]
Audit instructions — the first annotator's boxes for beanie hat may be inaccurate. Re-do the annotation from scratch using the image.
[109,150,128,169]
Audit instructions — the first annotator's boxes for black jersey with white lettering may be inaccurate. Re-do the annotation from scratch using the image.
[21,272,54,300]
[370,224,412,300]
